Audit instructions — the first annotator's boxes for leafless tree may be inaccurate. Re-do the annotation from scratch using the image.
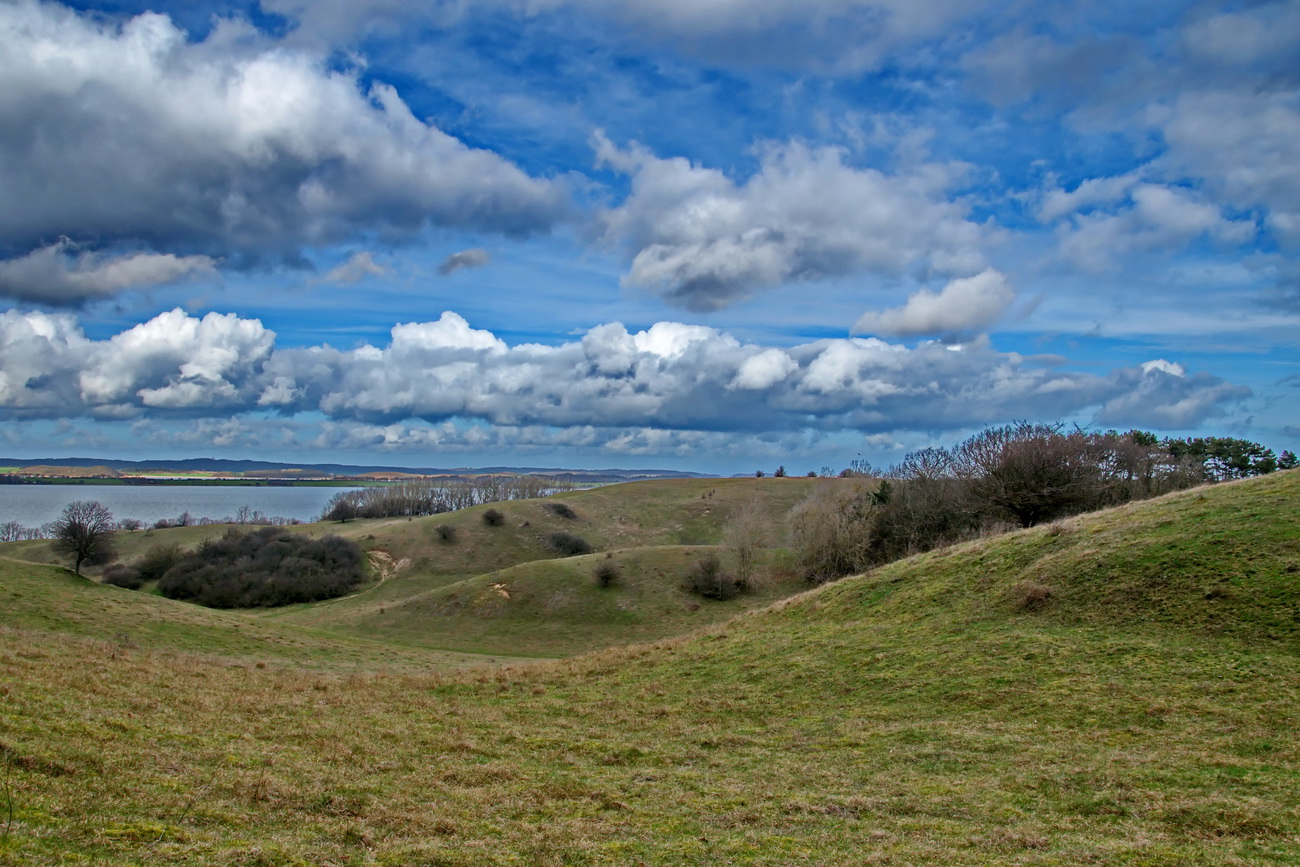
[51,500,117,575]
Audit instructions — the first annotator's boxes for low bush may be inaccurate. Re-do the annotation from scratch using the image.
[134,543,183,583]
[686,554,739,600]
[545,501,578,520]
[547,531,592,557]
[157,527,366,608]
[100,563,144,590]
[435,524,458,543]
[1011,580,1053,611]
[593,560,620,588]
[482,509,506,527]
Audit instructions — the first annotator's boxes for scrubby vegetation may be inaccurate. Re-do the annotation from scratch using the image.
[321,475,572,521]
[156,527,366,608]
[544,501,578,520]
[100,542,185,590]
[481,508,506,527]
[592,559,620,588]
[686,553,740,600]
[546,530,592,557]
[788,423,1298,584]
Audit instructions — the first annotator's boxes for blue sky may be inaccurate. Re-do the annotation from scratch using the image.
[0,0,1296,474]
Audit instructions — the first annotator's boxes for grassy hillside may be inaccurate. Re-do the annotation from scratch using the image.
[0,558,512,671]
[1,472,1297,864]
[254,477,819,653]
[2,476,821,659]
[271,545,807,657]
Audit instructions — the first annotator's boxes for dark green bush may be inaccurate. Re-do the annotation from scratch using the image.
[135,543,183,583]
[100,563,143,590]
[482,508,506,527]
[157,527,365,608]
[686,554,739,600]
[545,501,578,520]
[547,531,592,557]
[593,560,620,588]
[435,524,458,543]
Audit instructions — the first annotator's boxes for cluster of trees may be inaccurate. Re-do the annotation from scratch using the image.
[790,424,1295,585]
[322,475,574,522]
[155,527,366,608]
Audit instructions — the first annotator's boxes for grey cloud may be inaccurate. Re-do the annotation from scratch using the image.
[1095,360,1250,429]
[0,308,1249,437]
[0,3,568,267]
[597,136,987,311]
[438,248,491,276]
[0,240,216,305]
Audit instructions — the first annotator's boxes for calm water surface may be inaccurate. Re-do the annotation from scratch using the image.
[0,485,365,528]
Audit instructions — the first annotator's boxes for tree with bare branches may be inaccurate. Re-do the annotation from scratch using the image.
[51,500,116,575]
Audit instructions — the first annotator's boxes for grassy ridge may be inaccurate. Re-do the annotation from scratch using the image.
[0,473,1297,864]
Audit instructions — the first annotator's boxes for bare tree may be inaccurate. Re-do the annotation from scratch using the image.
[788,481,877,584]
[723,498,768,589]
[51,500,117,575]
[950,422,1104,528]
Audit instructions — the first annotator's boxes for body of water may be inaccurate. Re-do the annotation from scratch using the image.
[0,485,365,529]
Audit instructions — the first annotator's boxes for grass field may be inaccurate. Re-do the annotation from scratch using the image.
[0,471,1297,864]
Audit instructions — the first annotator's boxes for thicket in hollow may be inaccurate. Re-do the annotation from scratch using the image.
[157,527,366,608]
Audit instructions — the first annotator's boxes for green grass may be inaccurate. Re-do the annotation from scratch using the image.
[272,545,806,657]
[0,558,516,671]
[0,472,1297,863]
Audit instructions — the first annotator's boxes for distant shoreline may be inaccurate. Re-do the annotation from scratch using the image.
[0,476,386,487]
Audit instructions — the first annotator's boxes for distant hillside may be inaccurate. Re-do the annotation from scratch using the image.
[0,455,714,481]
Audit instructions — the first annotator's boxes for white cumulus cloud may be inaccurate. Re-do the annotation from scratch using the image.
[0,2,568,268]
[854,269,1015,337]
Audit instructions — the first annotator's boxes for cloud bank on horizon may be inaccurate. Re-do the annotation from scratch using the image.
[0,0,1295,471]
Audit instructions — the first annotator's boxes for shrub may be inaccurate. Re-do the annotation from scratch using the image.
[100,563,144,590]
[435,524,458,543]
[134,543,183,584]
[157,527,366,608]
[1011,580,1053,611]
[788,483,877,584]
[544,501,578,520]
[686,554,739,600]
[593,561,620,588]
[723,499,767,589]
[547,531,592,557]
[482,508,505,527]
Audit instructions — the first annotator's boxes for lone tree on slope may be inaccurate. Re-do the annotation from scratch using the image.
[51,500,117,576]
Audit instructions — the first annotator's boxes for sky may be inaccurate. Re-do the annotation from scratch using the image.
[0,0,1297,475]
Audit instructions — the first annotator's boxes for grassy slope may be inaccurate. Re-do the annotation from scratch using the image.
[0,558,512,671]
[295,545,808,657]
[254,477,818,653]
[1,473,1297,864]
[3,477,818,657]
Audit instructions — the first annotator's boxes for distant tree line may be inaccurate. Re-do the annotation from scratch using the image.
[321,475,575,522]
[791,424,1296,585]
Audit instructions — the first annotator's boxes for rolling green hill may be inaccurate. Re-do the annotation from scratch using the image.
[1,471,1297,864]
